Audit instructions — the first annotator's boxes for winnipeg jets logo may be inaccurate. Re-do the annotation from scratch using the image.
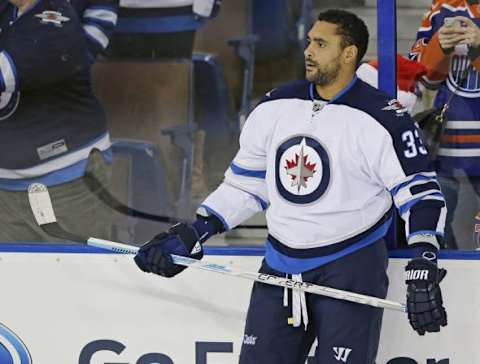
[285,139,317,192]
[276,136,330,204]
[0,92,20,120]
[382,99,407,116]
[35,11,70,26]
[333,347,352,362]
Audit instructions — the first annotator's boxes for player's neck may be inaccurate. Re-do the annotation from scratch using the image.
[315,70,356,101]
[16,0,35,15]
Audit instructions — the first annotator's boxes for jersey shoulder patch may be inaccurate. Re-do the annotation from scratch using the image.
[334,79,415,134]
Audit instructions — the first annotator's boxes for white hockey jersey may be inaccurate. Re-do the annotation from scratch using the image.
[201,77,446,273]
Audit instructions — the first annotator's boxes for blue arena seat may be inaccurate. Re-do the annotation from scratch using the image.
[193,54,235,135]
[110,139,172,243]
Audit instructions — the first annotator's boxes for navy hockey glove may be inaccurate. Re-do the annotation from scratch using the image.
[405,255,447,335]
[134,223,204,277]
[134,215,224,277]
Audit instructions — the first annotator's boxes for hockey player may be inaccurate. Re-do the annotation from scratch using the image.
[410,0,480,249]
[0,0,113,241]
[134,9,448,363]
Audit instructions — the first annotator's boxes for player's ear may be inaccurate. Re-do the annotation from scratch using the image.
[343,45,358,66]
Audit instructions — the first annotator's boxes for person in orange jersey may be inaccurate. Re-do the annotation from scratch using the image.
[410,0,480,249]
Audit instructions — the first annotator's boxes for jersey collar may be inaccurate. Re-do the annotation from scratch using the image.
[308,75,359,105]
[13,0,42,21]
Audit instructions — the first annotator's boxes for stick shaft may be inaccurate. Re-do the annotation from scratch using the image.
[87,238,406,312]
[28,183,406,313]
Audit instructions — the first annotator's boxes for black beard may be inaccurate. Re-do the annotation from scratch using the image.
[313,63,341,87]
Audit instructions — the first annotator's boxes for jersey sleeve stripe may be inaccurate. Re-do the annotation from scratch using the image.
[395,187,442,209]
[398,192,444,216]
[250,193,268,210]
[0,51,17,93]
[198,204,230,231]
[389,173,437,196]
[407,201,446,244]
[83,23,110,49]
[230,163,266,179]
[83,8,118,26]
[410,181,441,195]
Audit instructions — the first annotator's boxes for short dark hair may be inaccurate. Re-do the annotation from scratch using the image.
[317,9,369,66]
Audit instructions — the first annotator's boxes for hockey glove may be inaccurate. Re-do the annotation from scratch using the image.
[405,256,447,335]
[134,223,205,278]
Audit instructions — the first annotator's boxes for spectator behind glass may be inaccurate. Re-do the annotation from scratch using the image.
[357,54,427,114]
[410,0,480,249]
[109,0,221,58]
[0,0,116,242]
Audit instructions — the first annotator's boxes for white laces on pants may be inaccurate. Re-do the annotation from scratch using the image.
[283,273,308,330]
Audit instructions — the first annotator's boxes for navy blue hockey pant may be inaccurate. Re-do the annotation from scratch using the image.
[239,240,389,364]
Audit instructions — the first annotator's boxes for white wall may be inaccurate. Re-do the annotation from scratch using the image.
[0,253,476,364]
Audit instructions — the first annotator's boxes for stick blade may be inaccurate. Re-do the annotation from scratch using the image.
[28,183,57,225]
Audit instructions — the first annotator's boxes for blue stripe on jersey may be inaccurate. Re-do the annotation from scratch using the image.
[265,218,392,274]
[435,88,480,119]
[444,128,480,136]
[390,174,436,196]
[0,68,5,92]
[230,163,266,179]
[308,77,357,103]
[0,149,112,191]
[398,192,443,215]
[199,204,230,231]
[441,142,480,149]
[116,15,206,33]
[416,29,434,39]
[251,194,268,210]
[330,76,358,103]
[84,16,116,28]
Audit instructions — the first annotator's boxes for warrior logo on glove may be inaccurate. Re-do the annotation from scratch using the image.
[405,257,448,336]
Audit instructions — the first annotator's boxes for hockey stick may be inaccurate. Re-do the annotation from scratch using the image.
[83,171,267,229]
[27,183,406,313]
